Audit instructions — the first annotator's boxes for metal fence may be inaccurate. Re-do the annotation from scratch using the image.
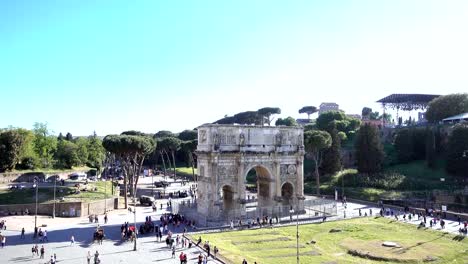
[173,198,337,226]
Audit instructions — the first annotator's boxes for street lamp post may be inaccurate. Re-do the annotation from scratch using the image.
[133,181,137,251]
[151,171,154,196]
[52,176,56,218]
[34,177,38,237]
[296,206,299,264]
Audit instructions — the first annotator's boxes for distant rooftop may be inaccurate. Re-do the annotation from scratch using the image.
[377,94,440,110]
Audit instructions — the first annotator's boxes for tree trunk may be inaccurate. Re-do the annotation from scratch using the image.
[164,150,172,177]
[123,167,128,209]
[171,151,177,182]
[160,151,167,178]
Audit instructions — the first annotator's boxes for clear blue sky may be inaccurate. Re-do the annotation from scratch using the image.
[1,0,467,136]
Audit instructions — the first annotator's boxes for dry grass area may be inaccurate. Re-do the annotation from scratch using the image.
[194,217,468,264]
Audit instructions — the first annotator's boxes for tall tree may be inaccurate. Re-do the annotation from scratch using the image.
[33,122,57,168]
[304,130,332,195]
[55,140,79,169]
[257,107,281,126]
[426,93,468,123]
[299,106,318,120]
[75,137,89,166]
[65,132,73,141]
[355,124,384,174]
[161,137,182,180]
[445,123,468,176]
[0,129,27,172]
[181,140,197,181]
[394,129,414,163]
[321,128,342,174]
[275,116,298,126]
[361,107,372,119]
[57,132,64,141]
[102,134,155,208]
[87,131,105,172]
[316,111,346,131]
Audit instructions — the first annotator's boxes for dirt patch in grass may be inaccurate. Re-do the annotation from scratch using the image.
[264,251,321,258]
[226,231,280,237]
[232,236,291,245]
[242,244,307,251]
[341,238,443,262]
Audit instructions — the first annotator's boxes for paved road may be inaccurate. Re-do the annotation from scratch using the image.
[0,176,220,264]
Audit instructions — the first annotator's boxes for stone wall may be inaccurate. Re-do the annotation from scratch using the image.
[0,171,88,184]
[0,197,118,217]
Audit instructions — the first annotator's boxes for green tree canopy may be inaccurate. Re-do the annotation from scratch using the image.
[321,128,342,174]
[446,123,468,176]
[355,124,384,174]
[299,106,318,120]
[87,132,105,171]
[33,122,57,168]
[178,130,198,141]
[258,107,281,126]
[0,129,27,172]
[426,93,468,123]
[55,140,79,169]
[275,116,298,126]
[154,130,175,138]
[361,107,372,118]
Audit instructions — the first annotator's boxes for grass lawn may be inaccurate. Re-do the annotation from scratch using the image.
[0,181,114,204]
[194,217,468,264]
[175,167,196,177]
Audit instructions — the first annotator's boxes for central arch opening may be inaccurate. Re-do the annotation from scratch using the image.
[220,185,235,213]
[245,165,273,208]
[281,182,294,206]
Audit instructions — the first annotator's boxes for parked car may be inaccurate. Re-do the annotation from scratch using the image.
[154,181,170,188]
[139,195,155,206]
[46,175,60,183]
[178,191,188,198]
[8,184,25,190]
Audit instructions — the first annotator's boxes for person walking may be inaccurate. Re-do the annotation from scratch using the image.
[31,245,36,257]
[21,227,25,239]
[1,235,5,248]
[43,230,48,242]
[70,235,75,245]
[104,214,108,224]
[50,255,55,264]
[87,251,92,264]
[242,259,248,264]
[40,245,45,259]
[172,245,176,258]
[94,250,100,264]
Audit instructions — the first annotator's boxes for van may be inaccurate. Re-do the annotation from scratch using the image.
[69,172,87,181]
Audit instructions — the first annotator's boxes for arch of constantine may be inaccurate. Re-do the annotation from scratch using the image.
[196,124,305,221]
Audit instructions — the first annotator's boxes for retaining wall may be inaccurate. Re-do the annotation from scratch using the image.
[0,197,118,217]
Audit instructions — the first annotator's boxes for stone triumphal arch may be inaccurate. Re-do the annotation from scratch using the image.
[196,124,305,220]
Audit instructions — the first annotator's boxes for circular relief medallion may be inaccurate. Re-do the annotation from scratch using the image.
[287,165,296,174]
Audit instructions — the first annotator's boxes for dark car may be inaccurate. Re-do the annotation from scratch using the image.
[178,192,188,198]
[154,181,170,188]
[139,195,155,206]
